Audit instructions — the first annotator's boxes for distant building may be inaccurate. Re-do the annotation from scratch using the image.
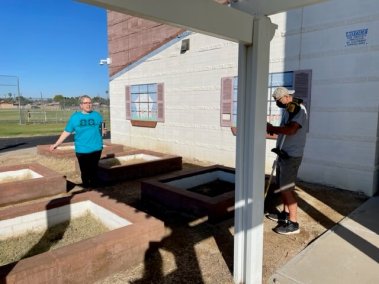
[45,102,61,110]
[0,101,16,109]
[105,0,379,196]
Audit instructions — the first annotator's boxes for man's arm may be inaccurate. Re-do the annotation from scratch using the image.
[267,121,301,136]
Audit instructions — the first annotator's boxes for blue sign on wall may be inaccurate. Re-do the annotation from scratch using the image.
[346,28,368,46]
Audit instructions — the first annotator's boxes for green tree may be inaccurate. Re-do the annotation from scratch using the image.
[7,93,13,103]
[18,96,31,105]
[92,96,109,105]
[52,94,64,103]
[52,94,66,109]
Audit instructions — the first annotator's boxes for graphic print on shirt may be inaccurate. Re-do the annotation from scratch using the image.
[79,118,96,127]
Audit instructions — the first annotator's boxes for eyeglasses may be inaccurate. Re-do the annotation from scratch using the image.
[81,102,92,105]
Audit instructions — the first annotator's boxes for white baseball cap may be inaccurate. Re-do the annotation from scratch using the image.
[272,87,295,100]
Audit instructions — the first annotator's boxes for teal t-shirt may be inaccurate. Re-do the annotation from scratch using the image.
[65,111,103,154]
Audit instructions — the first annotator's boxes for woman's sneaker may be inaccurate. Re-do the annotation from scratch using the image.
[273,220,300,235]
[265,211,289,222]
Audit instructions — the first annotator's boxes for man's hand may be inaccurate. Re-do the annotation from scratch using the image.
[49,145,57,152]
[267,123,275,135]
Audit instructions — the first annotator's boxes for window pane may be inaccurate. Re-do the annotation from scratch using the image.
[232,114,237,126]
[150,111,157,120]
[149,93,157,102]
[131,103,137,112]
[139,93,149,102]
[151,102,157,112]
[139,103,148,112]
[270,72,293,87]
[131,110,139,120]
[139,84,148,93]
[282,72,293,87]
[233,76,238,88]
[131,85,139,94]
[131,94,139,103]
[233,88,237,102]
[233,101,237,115]
[148,84,157,93]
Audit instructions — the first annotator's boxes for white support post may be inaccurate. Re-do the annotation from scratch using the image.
[234,16,277,284]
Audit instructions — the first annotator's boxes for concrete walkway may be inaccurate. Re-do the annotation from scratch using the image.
[269,196,379,284]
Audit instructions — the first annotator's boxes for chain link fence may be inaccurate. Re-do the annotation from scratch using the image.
[0,106,110,126]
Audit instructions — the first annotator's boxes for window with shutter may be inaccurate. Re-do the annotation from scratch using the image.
[225,70,312,138]
[125,83,164,128]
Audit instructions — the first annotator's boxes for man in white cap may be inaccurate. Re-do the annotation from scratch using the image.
[266,87,308,235]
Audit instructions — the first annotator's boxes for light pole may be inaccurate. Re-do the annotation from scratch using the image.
[99,58,111,135]
[17,78,21,125]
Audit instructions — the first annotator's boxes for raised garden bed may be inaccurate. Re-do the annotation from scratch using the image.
[0,191,165,283]
[0,163,66,207]
[37,142,124,159]
[141,165,235,222]
[96,149,182,182]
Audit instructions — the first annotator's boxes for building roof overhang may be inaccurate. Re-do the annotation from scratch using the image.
[79,0,327,44]
[79,0,254,44]
[232,0,329,16]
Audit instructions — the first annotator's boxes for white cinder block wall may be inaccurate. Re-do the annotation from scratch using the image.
[109,0,379,196]
[272,0,379,196]
[110,34,239,166]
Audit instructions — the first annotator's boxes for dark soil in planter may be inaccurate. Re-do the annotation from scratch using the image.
[186,179,235,197]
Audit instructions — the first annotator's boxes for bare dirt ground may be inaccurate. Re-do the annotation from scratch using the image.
[0,148,368,283]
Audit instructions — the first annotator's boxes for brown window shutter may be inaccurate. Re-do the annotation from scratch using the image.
[125,85,131,120]
[293,70,312,130]
[220,77,233,127]
[293,70,312,110]
[157,83,164,122]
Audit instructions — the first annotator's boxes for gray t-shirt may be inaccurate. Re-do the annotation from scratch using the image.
[276,104,308,157]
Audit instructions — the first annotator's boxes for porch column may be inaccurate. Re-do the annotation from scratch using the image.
[234,16,276,284]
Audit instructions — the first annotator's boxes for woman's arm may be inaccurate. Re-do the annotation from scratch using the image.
[49,131,71,151]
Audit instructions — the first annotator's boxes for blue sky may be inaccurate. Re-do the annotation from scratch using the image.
[0,0,109,99]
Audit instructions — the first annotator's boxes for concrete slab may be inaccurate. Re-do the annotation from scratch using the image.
[269,196,379,284]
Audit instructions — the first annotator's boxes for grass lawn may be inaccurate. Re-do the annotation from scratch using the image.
[0,123,65,137]
[0,108,110,137]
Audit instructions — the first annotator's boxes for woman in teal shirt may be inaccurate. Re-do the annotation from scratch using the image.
[50,95,106,189]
